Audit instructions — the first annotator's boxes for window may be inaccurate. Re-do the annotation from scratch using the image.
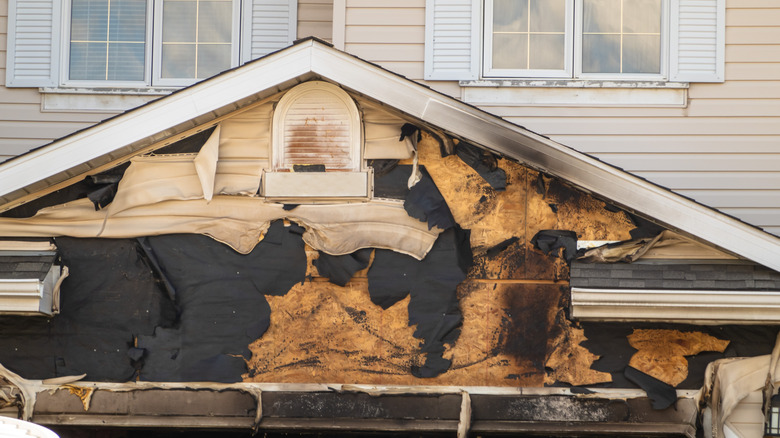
[154,0,239,85]
[483,0,664,79]
[423,0,724,84]
[68,0,148,81]
[65,0,239,86]
[6,0,297,89]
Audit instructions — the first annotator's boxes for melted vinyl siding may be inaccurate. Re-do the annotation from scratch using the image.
[341,0,780,234]
[297,0,333,41]
[494,3,780,235]
[726,390,763,438]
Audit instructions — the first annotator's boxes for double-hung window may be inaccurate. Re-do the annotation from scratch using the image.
[66,0,239,87]
[483,0,664,79]
[424,0,724,84]
[5,0,297,89]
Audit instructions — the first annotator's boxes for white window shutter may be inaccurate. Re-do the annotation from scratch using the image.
[424,0,481,81]
[241,0,298,63]
[669,0,725,83]
[5,0,61,87]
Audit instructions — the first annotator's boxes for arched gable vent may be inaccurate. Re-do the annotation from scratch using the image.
[272,81,361,171]
[264,81,370,200]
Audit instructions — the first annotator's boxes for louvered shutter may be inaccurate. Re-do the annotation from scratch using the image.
[669,0,725,83]
[424,0,481,81]
[5,0,61,87]
[241,0,297,63]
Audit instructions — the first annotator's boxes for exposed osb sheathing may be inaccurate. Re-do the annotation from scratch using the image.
[244,133,637,386]
[416,133,634,282]
[628,329,730,387]
[245,276,565,386]
[545,316,612,386]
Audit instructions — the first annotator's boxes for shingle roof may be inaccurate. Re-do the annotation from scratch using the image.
[571,261,780,290]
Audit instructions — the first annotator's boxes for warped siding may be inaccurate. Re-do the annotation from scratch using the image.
[342,0,780,236]
[2,0,780,234]
[726,391,763,438]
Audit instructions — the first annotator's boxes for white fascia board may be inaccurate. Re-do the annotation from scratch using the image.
[0,41,316,202]
[307,43,780,272]
[572,287,780,325]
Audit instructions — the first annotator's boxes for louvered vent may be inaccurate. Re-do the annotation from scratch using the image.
[273,81,360,171]
[282,91,354,170]
[267,81,369,200]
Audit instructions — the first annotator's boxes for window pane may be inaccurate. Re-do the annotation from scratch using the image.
[530,34,565,70]
[161,0,233,79]
[71,0,108,41]
[490,0,566,72]
[623,0,661,33]
[492,34,528,70]
[623,34,660,73]
[70,0,146,81]
[493,0,528,33]
[107,42,145,80]
[582,0,661,74]
[582,34,620,73]
[108,0,146,41]
[530,0,565,33]
[198,0,232,43]
[162,0,197,42]
[69,42,107,80]
[161,44,196,78]
[583,0,620,33]
[197,44,231,78]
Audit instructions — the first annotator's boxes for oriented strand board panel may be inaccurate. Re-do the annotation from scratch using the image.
[245,281,565,387]
[244,133,636,386]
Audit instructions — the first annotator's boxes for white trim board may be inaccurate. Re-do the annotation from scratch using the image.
[0,39,779,273]
[572,287,780,325]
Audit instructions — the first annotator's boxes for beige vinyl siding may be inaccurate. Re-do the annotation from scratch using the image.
[0,0,325,163]
[0,0,107,162]
[344,0,425,76]
[725,390,764,438]
[339,0,780,235]
[488,2,780,235]
[297,0,333,41]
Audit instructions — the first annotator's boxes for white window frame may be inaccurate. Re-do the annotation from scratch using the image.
[152,0,242,87]
[61,0,155,87]
[483,0,574,79]
[60,0,241,88]
[482,0,669,81]
[574,0,669,81]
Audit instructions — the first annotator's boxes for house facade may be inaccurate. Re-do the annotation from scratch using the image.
[0,1,779,437]
[2,0,780,236]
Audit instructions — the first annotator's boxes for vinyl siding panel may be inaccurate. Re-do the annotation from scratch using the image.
[344,0,425,79]
[0,0,778,235]
[468,4,780,235]
[0,0,318,162]
[297,0,332,41]
[726,390,764,438]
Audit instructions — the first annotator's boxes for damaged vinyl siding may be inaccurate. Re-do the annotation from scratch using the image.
[0,82,778,438]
